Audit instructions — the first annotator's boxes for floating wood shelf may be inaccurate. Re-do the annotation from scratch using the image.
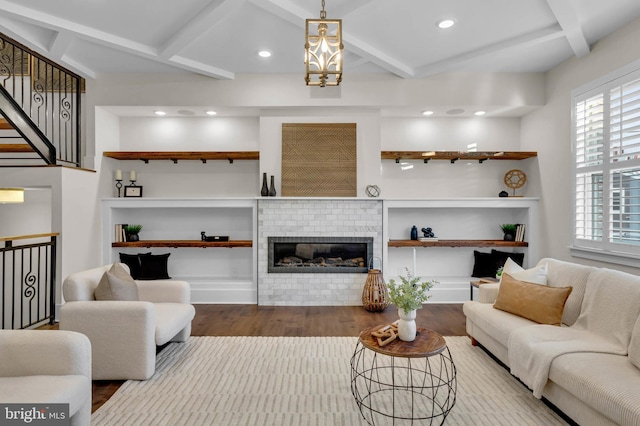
[381,151,537,163]
[103,151,260,164]
[112,240,252,248]
[388,239,528,248]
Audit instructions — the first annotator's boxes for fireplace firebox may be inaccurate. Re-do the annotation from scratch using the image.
[268,237,373,273]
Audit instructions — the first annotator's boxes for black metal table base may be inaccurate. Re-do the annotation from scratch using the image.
[350,341,457,425]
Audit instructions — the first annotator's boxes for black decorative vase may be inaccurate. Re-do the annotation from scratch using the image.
[128,233,139,242]
[503,232,515,241]
[410,225,418,240]
[268,175,276,196]
[261,173,269,196]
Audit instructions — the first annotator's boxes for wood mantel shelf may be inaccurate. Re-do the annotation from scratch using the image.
[112,240,252,248]
[381,151,537,163]
[103,151,260,163]
[388,239,528,248]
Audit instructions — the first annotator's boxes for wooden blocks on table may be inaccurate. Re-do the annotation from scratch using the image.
[371,321,400,347]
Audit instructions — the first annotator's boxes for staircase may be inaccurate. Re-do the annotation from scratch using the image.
[0,33,83,167]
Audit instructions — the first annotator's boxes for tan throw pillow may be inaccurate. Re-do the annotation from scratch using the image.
[94,263,139,301]
[493,273,572,326]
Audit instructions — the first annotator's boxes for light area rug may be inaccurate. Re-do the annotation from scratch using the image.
[92,336,568,426]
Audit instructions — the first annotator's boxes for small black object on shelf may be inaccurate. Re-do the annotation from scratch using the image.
[201,232,229,242]
[499,191,509,197]
[261,173,269,196]
[421,227,435,238]
[410,225,418,240]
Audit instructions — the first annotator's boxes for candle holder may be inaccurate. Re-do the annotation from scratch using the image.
[115,179,123,197]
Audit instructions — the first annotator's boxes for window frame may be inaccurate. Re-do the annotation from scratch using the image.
[571,62,640,267]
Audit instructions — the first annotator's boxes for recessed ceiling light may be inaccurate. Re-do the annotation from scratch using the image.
[437,19,455,29]
[474,111,486,116]
[154,111,166,116]
[258,50,272,58]
[422,110,434,116]
[206,110,217,116]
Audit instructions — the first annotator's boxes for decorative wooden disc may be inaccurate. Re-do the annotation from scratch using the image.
[504,169,526,195]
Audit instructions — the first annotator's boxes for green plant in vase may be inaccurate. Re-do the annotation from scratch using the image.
[125,224,143,242]
[387,268,437,342]
[500,224,517,241]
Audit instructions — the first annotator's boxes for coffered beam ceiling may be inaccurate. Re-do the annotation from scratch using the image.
[0,0,630,80]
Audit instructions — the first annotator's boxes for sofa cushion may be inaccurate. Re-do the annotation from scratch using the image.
[472,250,502,278]
[0,375,90,416]
[491,249,524,268]
[493,273,572,326]
[119,252,150,280]
[138,253,171,280]
[463,301,536,347]
[536,258,597,326]
[548,352,640,426]
[94,263,139,301]
[630,315,640,370]
[154,303,196,345]
[573,268,640,351]
[500,257,548,285]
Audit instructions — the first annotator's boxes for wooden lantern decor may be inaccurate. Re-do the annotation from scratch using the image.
[362,267,389,312]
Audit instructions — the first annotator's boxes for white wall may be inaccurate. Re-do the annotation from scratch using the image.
[0,188,51,236]
[521,16,640,274]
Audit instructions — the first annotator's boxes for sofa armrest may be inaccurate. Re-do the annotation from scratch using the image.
[60,300,155,340]
[0,330,91,378]
[136,279,191,303]
[478,283,500,303]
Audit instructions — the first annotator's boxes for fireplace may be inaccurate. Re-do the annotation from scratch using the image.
[268,237,373,273]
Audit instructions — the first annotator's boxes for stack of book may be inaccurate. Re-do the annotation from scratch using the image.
[114,224,128,242]
[515,224,526,242]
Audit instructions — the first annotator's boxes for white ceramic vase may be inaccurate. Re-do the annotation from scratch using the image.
[397,308,417,342]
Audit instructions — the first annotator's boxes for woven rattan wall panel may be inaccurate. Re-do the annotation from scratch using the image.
[281,123,357,197]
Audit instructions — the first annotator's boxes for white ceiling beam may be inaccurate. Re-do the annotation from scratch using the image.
[415,24,565,77]
[48,31,74,61]
[0,16,95,78]
[250,0,413,78]
[158,0,244,59]
[0,0,233,79]
[546,0,590,58]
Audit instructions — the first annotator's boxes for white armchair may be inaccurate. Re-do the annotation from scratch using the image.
[0,329,92,426]
[60,263,195,380]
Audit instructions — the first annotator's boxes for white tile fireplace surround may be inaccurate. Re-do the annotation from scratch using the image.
[257,198,383,306]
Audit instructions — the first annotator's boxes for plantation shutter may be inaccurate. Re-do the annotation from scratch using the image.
[575,93,604,241]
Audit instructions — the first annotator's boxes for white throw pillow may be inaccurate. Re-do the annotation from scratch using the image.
[499,257,548,285]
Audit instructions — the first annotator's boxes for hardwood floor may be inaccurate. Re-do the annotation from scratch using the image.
[69,304,467,413]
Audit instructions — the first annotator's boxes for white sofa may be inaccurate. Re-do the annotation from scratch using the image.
[0,330,92,426]
[60,263,195,380]
[464,258,640,426]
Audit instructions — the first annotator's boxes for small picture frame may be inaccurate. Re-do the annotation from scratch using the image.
[124,185,143,197]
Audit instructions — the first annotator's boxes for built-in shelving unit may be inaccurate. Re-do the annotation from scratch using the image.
[112,240,252,248]
[103,151,260,163]
[383,198,538,303]
[381,151,537,163]
[102,198,257,304]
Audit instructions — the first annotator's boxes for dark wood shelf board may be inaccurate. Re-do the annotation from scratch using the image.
[381,151,537,162]
[112,240,252,248]
[103,151,259,163]
[388,239,528,248]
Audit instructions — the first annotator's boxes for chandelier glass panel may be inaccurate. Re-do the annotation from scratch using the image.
[305,0,343,87]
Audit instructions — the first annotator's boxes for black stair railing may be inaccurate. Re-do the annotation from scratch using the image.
[1,233,57,329]
[0,33,83,167]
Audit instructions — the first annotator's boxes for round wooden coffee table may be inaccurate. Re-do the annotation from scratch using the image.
[350,326,457,425]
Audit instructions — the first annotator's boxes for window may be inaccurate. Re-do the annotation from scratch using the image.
[572,68,640,265]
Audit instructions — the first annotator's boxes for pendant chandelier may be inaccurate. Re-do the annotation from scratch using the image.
[304,0,343,87]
